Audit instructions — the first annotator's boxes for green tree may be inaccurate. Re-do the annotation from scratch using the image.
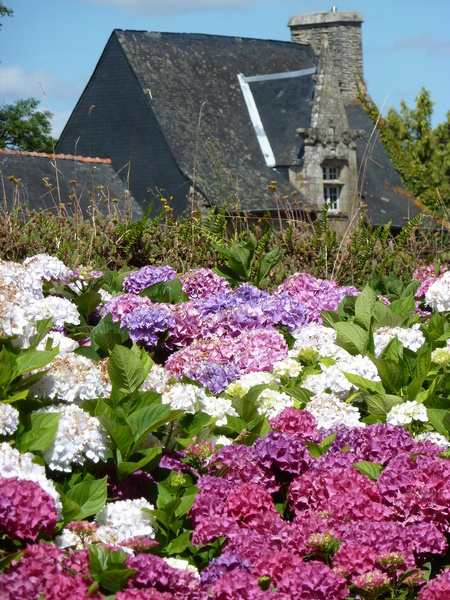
[360,85,450,215]
[0,98,54,153]
[0,2,12,23]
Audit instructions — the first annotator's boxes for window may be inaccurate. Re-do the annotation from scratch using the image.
[324,185,340,211]
[322,165,341,211]
[323,166,339,181]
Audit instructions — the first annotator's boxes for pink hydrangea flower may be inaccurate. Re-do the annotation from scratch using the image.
[179,268,232,299]
[418,568,450,599]
[0,476,58,541]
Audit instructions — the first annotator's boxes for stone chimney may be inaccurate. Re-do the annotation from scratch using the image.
[287,8,364,100]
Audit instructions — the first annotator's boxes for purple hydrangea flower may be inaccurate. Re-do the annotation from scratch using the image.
[103,293,153,322]
[184,360,242,393]
[120,304,175,348]
[259,293,310,330]
[180,268,232,299]
[123,265,177,294]
[200,553,252,586]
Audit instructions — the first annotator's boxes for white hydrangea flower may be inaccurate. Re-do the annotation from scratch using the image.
[272,358,302,378]
[414,431,450,449]
[161,383,208,413]
[386,400,428,426]
[23,296,80,329]
[0,260,43,300]
[140,364,173,394]
[205,433,233,446]
[0,442,62,517]
[306,392,365,430]
[431,347,450,367]
[255,388,294,420]
[36,331,79,353]
[198,394,238,426]
[290,323,353,363]
[99,288,113,304]
[164,557,200,578]
[23,254,70,284]
[374,324,425,357]
[0,287,40,346]
[225,371,278,397]
[95,498,156,545]
[30,352,111,403]
[0,403,19,435]
[425,271,450,312]
[34,403,110,472]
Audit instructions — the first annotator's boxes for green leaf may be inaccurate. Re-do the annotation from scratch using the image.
[140,278,187,304]
[90,313,129,355]
[117,446,161,480]
[320,310,340,328]
[73,290,102,318]
[406,373,428,401]
[364,393,403,417]
[232,394,259,422]
[353,461,384,481]
[126,403,172,444]
[226,414,248,434]
[0,551,24,574]
[65,476,107,519]
[108,345,149,395]
[388,295,417,319]
[98,413,134,460]
[99,569,136,593]
[332,322,370,355]
[229,241,254,280]
[59,493,82,524]
[354,284,377,331]
[305,433,336,458]
[427,408,450,436]
[19,412,60,453]
[370,356,404,394]
[15,347,58,377]
[164,530,192,555]
[342,372,385,394]
[0,348,18,389]
[255,248,282,287]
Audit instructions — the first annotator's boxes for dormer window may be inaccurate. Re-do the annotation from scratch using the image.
[322,165,342,212]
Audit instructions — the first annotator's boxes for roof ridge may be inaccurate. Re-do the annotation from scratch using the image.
[0,148,112,164]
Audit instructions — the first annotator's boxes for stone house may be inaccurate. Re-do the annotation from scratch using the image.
[56,8,424,231]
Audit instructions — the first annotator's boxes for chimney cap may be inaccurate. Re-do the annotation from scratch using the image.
[288,11,364,28]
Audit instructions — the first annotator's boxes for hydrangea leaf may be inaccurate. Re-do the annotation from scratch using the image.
[139,278,187,304]
[353,461,384,481]
[97,412,135,460]
[332,322,370,356]
[427,408,450,436]
[73,290,102,319]
[99,569,137,594]
[388,295,417,320]
[164,530,192,555]
[255,248,282,287]
[126,404,176,442]
[90,313,128,355]
[354,284,377,331]
[342,372,385,395]
[364,394,403,417]
[370,356,404,394]
[18,412,60,453]
[116,446,161,481]
[15,347,58,377]
[107,344,149,395]
[66,476,107,520]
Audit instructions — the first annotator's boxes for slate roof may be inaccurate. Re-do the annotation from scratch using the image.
[345,102,424,228]
[0,149,143,220]
[113,31,318,210]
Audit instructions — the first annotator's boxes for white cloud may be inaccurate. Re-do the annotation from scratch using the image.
[0,65,85,104]
[79,0,263,15]
[51,110,72,140]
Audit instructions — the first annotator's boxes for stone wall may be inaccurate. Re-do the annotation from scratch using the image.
[288,10,364,101]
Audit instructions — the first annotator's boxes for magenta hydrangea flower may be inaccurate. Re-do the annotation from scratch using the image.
[269,408,319,442]
[103,293,153,322]
[224,482,277,522]
[123,265,177,294]
[274,559,349,599]
[165,328,288,379]
[200,553,253,587]
[418,568,450,599]
[116,589,174,599]
[0,475,58,541]
[413,263,447,299]
[211,568,288,599]
[179,268,232,299]
[0,541,99,599]
[274,272,359,323]
[125,553,200,600]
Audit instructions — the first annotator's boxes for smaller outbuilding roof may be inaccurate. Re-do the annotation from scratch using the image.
[0,149,143,220]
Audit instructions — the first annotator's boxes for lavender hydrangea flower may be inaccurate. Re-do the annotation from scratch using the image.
[121,304,175,348]
[184,360,242,393]
[123,265,177,294]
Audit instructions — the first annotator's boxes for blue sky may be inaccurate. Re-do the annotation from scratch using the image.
[0,0,449,138]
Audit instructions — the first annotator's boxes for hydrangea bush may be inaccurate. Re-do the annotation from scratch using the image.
[1,256,450,599]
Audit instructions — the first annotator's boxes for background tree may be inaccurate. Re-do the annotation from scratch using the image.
[0,2,55,153]
[361,85,450,216]
[0,98,54,153]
